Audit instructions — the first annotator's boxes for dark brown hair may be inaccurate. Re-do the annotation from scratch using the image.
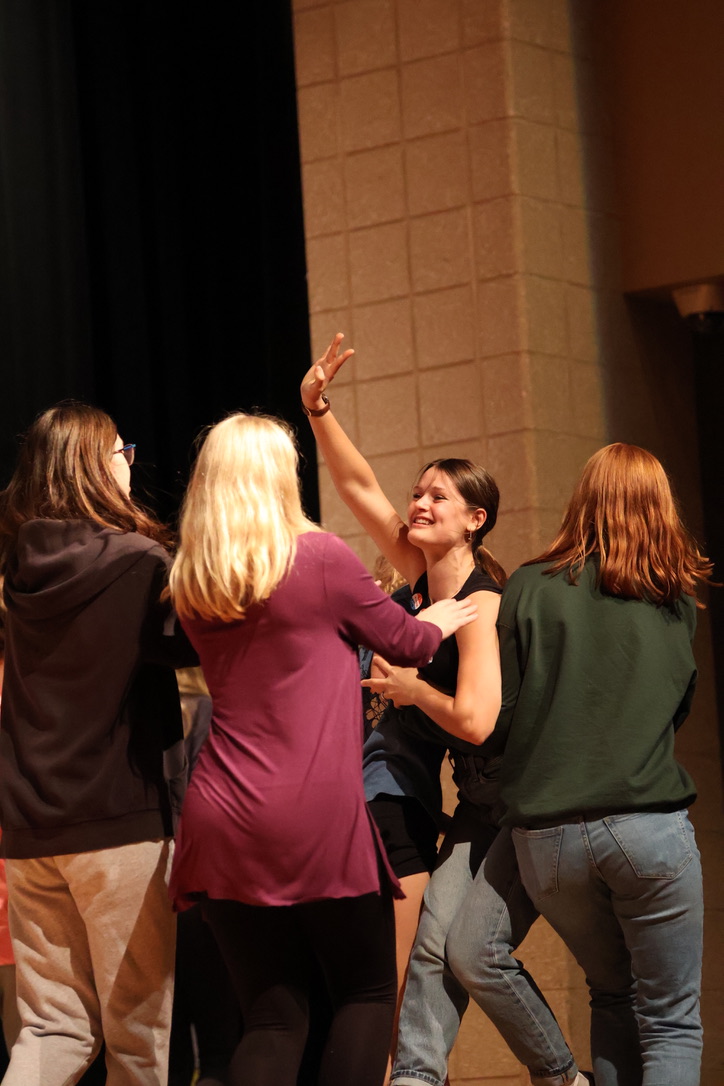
[0,401,172,566]
[527,443,713,607]
[416,458,506,587]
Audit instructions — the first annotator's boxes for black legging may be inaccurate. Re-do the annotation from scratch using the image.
[202,888,397,1086]
[169,903,240,1086]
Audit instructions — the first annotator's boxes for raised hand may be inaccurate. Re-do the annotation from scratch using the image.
[300,333,355,413]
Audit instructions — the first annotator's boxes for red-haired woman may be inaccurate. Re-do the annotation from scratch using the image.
[0,402,195,1085]
[449,443,711,1086]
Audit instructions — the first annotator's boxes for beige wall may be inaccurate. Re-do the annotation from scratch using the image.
[293,1,723,1083]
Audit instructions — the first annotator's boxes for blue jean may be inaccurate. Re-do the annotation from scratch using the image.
[512,810,703,1086]
[392,805,577,1086]
[447,828,578,1084]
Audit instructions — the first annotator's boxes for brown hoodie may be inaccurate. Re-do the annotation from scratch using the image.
[0,519,197,858]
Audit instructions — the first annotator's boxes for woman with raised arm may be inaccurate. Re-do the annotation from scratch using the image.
[449,443,711,1086]
[0,402,195,1086]
[166,412,476,1086]
[301,336,583,1086]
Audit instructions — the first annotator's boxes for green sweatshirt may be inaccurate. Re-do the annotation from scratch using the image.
[497,559,698,828]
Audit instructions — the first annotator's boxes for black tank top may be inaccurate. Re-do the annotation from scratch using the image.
[413,567,502,695]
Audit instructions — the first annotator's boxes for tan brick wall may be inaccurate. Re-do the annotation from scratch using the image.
[293,1,723,1083]
[294,0,609,577]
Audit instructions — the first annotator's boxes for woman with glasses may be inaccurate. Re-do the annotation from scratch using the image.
[0,401,196,1086]
[115,442,137,463]
[167,411,477,1086]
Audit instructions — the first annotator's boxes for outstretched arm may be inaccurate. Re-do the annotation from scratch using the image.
[301,333,426,588]
[362,591,502,745]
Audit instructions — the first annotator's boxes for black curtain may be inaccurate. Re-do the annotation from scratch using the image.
[0,0,316,523]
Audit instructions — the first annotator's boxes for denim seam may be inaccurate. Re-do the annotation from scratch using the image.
[579,818,604,880]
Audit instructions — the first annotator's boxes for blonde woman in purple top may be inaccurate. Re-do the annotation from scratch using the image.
[168,412,476,1086]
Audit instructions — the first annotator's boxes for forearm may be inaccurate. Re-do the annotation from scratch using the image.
[308,409,378,506]
[302,334,387,515]
[356,598,442,670]
[408,678,500,746]
[301,333,422,581]
[308,408,414,574]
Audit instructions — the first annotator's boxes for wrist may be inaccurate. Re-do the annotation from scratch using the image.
[301,394,331,418]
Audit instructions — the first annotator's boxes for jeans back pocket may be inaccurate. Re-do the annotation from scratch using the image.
[512,825,563,899]
[603,810,695,880]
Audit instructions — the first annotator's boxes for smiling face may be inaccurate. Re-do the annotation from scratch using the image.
[407,468,486,553]
[109,434,132,497]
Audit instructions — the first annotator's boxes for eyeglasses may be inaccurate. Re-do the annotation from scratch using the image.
[113,444,136,466]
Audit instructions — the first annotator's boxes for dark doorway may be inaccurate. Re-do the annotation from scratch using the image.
[692,324,724,761]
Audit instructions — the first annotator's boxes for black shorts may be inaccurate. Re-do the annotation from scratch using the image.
[368,795,439,879]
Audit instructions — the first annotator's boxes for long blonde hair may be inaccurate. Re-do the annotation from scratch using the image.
[170,413,320,621]
[528,443,714,607]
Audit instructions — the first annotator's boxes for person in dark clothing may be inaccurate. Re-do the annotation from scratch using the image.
[0,402,196,1086]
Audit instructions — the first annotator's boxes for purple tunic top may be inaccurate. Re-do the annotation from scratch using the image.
[170,532,441,908]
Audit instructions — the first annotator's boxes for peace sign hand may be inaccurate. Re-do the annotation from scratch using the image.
[301,333,355,414]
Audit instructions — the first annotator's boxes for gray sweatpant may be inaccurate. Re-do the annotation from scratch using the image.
[4,839,175,1086]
